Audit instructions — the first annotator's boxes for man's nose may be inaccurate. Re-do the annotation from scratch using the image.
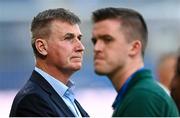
[94,40,103,52]
[75,39,85,52]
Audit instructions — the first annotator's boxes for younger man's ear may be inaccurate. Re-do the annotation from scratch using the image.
[129,40,142,57]
[35,39,48,56]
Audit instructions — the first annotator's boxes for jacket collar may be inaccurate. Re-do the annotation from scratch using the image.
[30,70,75,117]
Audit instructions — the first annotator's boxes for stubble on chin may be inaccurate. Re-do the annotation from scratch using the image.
[94,68,107,75]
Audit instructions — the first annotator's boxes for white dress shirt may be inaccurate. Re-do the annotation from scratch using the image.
[35,67,82,117]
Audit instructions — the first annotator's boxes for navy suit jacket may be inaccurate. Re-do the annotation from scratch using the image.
[9,70,89,117]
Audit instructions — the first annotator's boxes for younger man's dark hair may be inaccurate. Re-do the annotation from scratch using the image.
[92,7,148,57]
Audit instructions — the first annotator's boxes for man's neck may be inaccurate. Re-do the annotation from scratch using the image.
[36,60,73,85]
[109,61,144,92]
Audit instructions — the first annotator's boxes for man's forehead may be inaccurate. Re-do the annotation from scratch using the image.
[93,20,121,36]
[93,19,120,30]
[51,20,78,28]
[51,21,81,35]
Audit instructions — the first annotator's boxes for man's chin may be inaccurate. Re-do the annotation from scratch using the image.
[73,67,81,71]
[95,70,106,75]
[72,63,82,70]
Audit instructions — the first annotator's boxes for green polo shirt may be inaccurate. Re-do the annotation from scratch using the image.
[112,69,179,117]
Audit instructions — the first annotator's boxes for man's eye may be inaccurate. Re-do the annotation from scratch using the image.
[91,38,97,45]
[78,36,82,41]
[104,37,112,42]
[64,37,73,41]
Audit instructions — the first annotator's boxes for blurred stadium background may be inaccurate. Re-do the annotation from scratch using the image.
[0,0,180,117]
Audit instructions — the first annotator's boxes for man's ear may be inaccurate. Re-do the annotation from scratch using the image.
[35,39,48,56]
[129,40,142,57]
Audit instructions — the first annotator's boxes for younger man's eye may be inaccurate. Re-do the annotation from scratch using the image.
[103,37,113,43]
[91,37,97,45]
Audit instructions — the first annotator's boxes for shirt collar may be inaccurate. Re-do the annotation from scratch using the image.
[35,67,75,97]
[112,67,145,109]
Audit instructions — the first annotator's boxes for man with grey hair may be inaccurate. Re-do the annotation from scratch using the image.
[10,8,89,117]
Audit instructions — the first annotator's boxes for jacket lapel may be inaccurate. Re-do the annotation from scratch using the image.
[50,93,75,116]
[30,70,75,117]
